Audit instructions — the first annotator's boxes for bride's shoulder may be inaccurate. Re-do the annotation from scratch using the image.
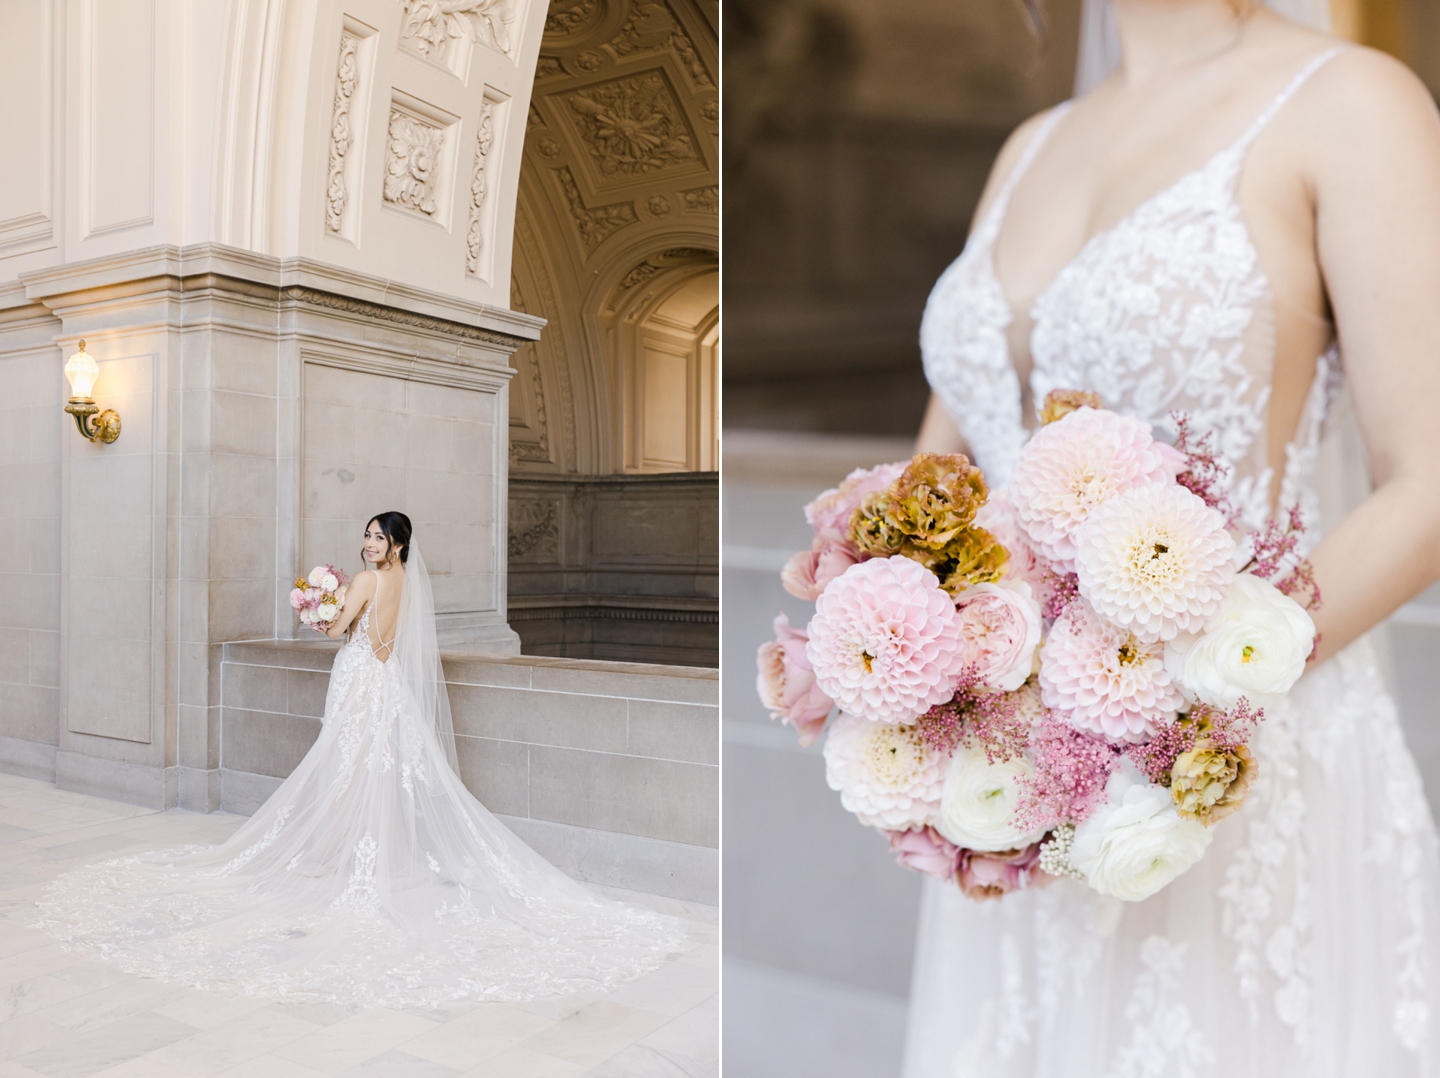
[1295,42,1438,141]
[1285,42,1440,187]
[350,569,378,596]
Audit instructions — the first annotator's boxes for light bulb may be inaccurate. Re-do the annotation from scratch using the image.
[64,341,98,399]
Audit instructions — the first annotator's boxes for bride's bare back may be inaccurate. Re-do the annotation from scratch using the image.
[919,3,1440,662]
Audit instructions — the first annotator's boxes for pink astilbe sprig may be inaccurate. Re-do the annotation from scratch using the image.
[913,667,1029,764]
[1040,568,1080,621]
[1012,711,1123,833]
[1126,698,1265,786]
[1170,410,1239,527]
[1245,503,1322,612]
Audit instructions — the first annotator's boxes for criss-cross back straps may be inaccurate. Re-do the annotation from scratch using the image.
[369,569,398,662]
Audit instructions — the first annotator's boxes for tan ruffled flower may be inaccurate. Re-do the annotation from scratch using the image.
[850,491,908,557]
[917,528,1010,595]
[1170,741,1256,825]
[884,454,989,551]
[1039,388,1104,425]
[848,454,1007,590]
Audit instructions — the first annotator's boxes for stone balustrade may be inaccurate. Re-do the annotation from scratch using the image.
[219,640,718,903]
[508,473,719,666]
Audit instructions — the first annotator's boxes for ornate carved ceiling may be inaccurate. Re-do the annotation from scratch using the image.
[510,0,718,476]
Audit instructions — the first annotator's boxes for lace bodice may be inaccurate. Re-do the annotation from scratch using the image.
[921,47,1344,529]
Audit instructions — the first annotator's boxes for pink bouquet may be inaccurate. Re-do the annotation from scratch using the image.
[757,390,1320,903]
[289,565,350,629]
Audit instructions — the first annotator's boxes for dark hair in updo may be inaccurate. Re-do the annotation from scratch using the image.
[364,511,412,566]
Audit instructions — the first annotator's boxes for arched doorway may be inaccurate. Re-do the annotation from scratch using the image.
[506,0,718,665]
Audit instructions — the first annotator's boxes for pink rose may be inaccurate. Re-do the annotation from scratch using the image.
[804,461,907,543]
[756,613,833,745]
[954,581,1043,692]
[289,588,306,611]
[888,826,961,882]
[781,540,861,601]
[957,843,1047,901]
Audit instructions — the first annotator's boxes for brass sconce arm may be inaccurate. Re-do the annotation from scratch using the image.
[64,398,122,443]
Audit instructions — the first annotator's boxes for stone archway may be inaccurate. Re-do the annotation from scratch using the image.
[505,0,718,664]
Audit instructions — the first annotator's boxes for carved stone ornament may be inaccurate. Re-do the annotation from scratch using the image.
[326,33,360,233]
[555,167,638,252]
[647,194,671,216]
[384,109,446,217]
[508,501,559,558]
[398,0,517,60]
[681,184,717,214]
[536,56,565,79]
[564,72,698,178]
[544,0,599,36]
[610,2,713,88]
[466,102,497,275]
[619,261,663,290]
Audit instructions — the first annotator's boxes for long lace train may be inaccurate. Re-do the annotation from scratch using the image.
[31,606,688,1007]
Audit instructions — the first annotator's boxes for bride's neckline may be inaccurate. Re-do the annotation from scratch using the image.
[981,45,1344,335]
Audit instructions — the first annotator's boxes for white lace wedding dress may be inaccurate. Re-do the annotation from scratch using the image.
[909,46,1440,1076]
[32,548,686,1008]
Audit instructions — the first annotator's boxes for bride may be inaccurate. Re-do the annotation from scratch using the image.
[33,511,685,1008]
[909,0,1440,1074]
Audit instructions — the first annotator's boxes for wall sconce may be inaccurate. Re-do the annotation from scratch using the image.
[63,341,121,443]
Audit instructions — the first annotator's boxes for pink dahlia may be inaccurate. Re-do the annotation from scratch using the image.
[1008,407,1177,570]
[804,461,907,544]
[1040,602,1185,743]
[823,712,947,830]
[757,614,834,746]
[806,556,967,725]
[781,539,861,602]
[1074,483,1236,644]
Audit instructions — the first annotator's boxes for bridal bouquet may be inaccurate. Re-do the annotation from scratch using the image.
[756,391,1319,903]
[290,565,350,627]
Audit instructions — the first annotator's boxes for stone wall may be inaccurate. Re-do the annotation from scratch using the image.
[220,641,718,903]
[0,246,535,812]
[508,472,719,665]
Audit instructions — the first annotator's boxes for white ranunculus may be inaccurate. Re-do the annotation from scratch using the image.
[1164,572,1315,710]
[934,740,1045,853]
[1072,761,1212,902]
[299,608,315,624]
[321,572,339,592]
[317,602,339,622]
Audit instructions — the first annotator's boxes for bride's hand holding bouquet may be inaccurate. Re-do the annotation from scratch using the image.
[757,390,1319,903]
[291,565,350,635]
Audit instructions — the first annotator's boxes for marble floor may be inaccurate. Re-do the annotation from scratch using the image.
[0,772,717,1078]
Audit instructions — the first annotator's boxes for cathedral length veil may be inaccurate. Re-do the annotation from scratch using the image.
[32,544,687,1008]
[395,541,459,776]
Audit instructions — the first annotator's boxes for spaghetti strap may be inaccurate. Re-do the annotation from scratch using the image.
[975,102,1076,241]
[1228,45,1346,155]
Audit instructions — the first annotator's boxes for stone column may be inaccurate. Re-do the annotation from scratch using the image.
[16,245,539,809]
